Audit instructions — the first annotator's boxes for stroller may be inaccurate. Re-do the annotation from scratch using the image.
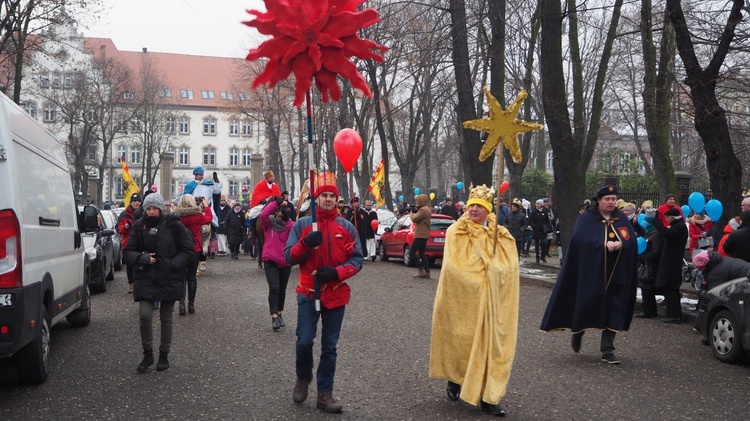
[682,258,703,291]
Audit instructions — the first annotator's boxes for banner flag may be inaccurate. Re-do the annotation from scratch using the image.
[367,159,386,209]
[121,159,140,208]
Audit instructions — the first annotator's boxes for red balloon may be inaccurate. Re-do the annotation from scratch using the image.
[500,180,510,194]
[333,128,363,173]
[370,219,379,231]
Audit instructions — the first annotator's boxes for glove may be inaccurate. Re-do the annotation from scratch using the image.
[275,196,283,205]
[213,172,219,182]
[303,231,322,248]
[315,266,338,283]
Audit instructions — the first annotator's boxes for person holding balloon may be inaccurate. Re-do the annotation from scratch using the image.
[652,207,689,323]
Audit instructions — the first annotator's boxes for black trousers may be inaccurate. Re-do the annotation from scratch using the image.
[410,238,430,271]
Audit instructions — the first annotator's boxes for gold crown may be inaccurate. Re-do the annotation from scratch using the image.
[469,184,494,204]
[314,171,338,194]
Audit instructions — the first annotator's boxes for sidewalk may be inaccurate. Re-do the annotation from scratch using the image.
[517,248,699,325]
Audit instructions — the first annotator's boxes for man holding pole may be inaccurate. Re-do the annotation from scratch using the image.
[284,171,364,413]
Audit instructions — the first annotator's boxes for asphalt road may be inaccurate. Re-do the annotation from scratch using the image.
[1,255,748,420]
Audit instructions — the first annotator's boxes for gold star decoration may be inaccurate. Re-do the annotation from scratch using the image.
[462,87,544,163]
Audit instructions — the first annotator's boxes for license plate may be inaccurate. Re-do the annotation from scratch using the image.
[0,293,13,307]
[433,237,445,243]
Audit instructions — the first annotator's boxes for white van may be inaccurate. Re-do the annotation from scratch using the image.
[0,92,91,384]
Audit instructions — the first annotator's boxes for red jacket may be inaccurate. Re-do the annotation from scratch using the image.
[285,207,363,309]
[177,206,213,252]
[688,218,714,254]
[117,205,139,250]
[251,180,282,208]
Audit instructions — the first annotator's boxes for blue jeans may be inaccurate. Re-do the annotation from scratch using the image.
[295,293,345,392]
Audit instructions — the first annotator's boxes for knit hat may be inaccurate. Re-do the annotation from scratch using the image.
[142,192,165,212]
[467,184,493,213]
[313,171,339,198]
[130,192,143,203]
[692,251,710,270]
[665,207,681,217]
[193,165,205,175]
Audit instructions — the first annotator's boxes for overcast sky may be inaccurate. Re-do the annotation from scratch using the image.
[84,0,266,58]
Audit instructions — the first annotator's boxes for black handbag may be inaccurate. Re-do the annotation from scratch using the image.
[637,262,655,282]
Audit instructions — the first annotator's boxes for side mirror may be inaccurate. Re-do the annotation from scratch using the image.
[383,227,391,233]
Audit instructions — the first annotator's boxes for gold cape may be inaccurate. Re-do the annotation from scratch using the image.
[429,213,520,406]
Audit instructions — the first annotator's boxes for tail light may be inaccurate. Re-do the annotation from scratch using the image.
[0,209,22,288]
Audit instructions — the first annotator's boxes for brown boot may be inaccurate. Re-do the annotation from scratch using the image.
[422,269,431,279]
[316,391,343,413]
[292,376,312,403]
[413,268,425,278]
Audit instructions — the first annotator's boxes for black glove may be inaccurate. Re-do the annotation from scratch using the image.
[303,231,322,248]
[275,196,283,205]
[315,266,338,283]
[213,172,219,182]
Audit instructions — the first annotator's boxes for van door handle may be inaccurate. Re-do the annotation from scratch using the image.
[39,217,61,226]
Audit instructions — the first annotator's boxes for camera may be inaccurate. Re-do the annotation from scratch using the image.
[149,228,159,237]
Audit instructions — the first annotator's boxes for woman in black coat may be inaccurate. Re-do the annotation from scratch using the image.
[529,199,552,263]
[636,226,663,318]
[124,193,195,373]
[223,202,247,259]
[503,200,527,260]
[652,209,689,323]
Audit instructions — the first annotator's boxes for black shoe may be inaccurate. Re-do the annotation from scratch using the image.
[277,313,285,327]
[371,256,376,262]
[188,303,195,314]
[635,313,654,319]
[601,354,621,365]
[156,352,170,371]
[546,254,552,258]
[480,401,507,417]
[179,302,186,316]
[541,257,547,262]
[536,257,540,263]
[661,317,683,324]
[272,316,281,330]
[571,332,583,353]
[446,381,460,401]
[137,349,154,373]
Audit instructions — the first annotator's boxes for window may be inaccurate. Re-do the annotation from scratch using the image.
[24,102,37,119]
[131,149,141,164]
[242,148,252,166]
[43,104,56,122]
[238,92,251,101]
[179,147,189,165]
[165,116,175,134]
[229,148,239,166]
[220,91,234,100]
[52,72,61,88]
[546,150,553,170]
[64,73,73,88]
[179,117,190,134]
[241,120,252,136]
[86,144,97,160]
[116,179,124,197]
[229,119,239,136]
[131,117,142,132]
[201,90,215,99]
[117,145,128,162]
[203,117,217,135]
[229,180,239,196]
[123,91,134,100]
[158,88,172,98]
[180,89,194,99]
[40,73,50,88]
[202,147,216,166]
[116,118,128,132]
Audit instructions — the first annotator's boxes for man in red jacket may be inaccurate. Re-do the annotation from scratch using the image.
[285,171,363,414]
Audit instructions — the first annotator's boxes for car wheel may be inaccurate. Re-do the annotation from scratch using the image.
[93,263,107,293]
[105,260,115,281]
[15,306,51,384]
[710,310,745,363]
[379,242,389,261]
[67,277,91,327]
[403,246,413,267]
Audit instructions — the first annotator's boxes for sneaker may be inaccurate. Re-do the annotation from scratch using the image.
[277,313,285,327]
[601,354,621,365]
[156,352,170,371]
[272,316,281,330]
[292,376,312,403]
[316,391,343,413]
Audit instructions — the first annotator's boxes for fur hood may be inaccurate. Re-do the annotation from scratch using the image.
[174,204,204,217]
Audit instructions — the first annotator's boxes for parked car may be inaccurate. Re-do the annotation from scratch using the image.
[78,205,116,293]
[100,209,123,271]
[696,275,750,363]
[374,208,398,242]
[378,214,455,267]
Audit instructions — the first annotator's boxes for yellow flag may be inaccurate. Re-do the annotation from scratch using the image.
[368,159,386,209]
[121,159,140,208]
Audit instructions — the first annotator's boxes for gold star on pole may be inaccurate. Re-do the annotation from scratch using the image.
[463,87,544,163]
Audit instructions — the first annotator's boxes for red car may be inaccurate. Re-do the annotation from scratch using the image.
[378,214,456,266]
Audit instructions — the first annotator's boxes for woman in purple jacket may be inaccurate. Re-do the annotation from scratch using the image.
[261,196,295,330]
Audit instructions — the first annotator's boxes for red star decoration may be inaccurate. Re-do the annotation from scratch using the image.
[244,0,388,107]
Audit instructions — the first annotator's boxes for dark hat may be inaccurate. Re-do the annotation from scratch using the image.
[193,165,204,175]
[664,193,676,201]
[282,190,289,196]
[741,210,750,224]
[664,207,681,217]
[130,192,143,203]
[595,185,619,199]
[445,197,452,202]
[351,196,359,203]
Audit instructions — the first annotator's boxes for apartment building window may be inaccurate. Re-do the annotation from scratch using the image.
[131,149,141,164]
[238,92,251,101]
[159,87,172,98]
[116,179,124,197]
[179,117,190,134]
[87,144,97,160]
[229,148,239,166]
[131,117,143,132]
[242,148,252,166]
[43,104,56,122]
[116,118,128,132]
[229,180,239,196]
[229,119,239,136]
[52,72,61,88]
[546,150,553,170]
[201,90,215,99]
[241,120,252,136]
[180,89,194,99]
[24,102,37,118]
[40,73,49,87]
[165,116,175,134]
[117,145,128,161]
[220,91,234,100]
[202,147,216,166]
[179,146,190,165]
[123,91,134,100]
[203,118,217,135]
[64,73,73,88]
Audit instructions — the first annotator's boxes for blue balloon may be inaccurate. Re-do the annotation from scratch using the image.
[681,205,691,219]
[398,195,404,202]
[414,188,420,195]
[456,181,464,190]
[705,199,723,221]
[638,213,646,226]
[688,192,706,214]
[637,237,647,255]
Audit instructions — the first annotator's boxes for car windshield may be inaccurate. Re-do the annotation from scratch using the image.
[430,219,455,230]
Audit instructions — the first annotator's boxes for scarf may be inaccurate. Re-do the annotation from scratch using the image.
[270,216,287,232]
